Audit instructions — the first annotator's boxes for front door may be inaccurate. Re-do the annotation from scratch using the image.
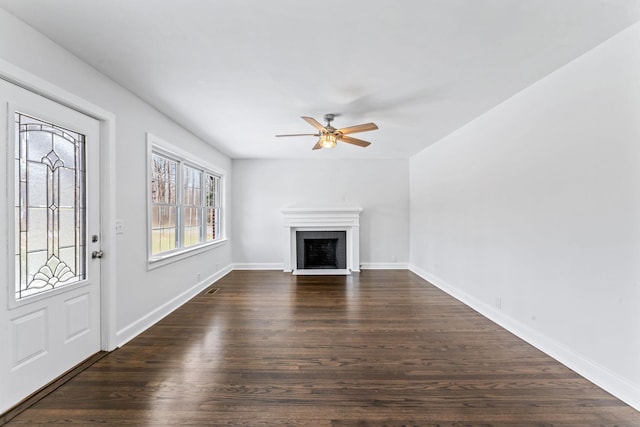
[0,79,102,412]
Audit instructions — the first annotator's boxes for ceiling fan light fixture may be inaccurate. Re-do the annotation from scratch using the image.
[320,133,337,149]
[276,114,377,150]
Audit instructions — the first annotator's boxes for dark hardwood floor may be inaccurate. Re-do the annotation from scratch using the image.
[6,270,640,426]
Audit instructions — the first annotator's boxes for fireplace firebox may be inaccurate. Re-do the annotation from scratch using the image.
[296,231,347,270]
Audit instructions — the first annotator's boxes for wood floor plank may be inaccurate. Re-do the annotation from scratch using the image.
[5,270,640,426]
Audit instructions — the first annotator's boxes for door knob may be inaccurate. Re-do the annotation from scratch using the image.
[91,250,104,259]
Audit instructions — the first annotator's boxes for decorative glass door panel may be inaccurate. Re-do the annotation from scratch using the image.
[14,112,86,300]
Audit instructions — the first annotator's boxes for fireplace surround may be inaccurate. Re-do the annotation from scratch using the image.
[282,207,361,275]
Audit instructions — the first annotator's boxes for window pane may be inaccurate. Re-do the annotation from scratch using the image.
[53,133,75,166]
[152,227,177,255]
[205,174,217,207]
[151,154,177,204]
[184,206,201,227]
[183,166,202,206]
[25,128,51,162]
[165,206,176,228]
[58,208,75,247]
[184,206,202,247]
[151,205,177,255]
[27,163,47,207]
[161,229,175,252]
[58,167,76,207]
[26,207,47,251]
[184,226,201,247]
[151,229,161,255]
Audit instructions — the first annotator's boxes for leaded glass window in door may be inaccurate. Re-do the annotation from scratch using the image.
[14,112,86,300]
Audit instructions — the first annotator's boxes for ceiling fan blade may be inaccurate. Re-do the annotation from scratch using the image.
[312,139,323,150]
[275,133,319,137]
[301,116,326,132]
[339,135,371,147]
[338,122,378,135]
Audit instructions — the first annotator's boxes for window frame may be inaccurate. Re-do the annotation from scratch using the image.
[146,133,226,269]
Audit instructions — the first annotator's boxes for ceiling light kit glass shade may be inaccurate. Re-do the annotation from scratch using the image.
[320,133,337,149]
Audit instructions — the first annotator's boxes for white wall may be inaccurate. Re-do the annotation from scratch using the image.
[410,22,640,408]
[232,159,409,269]
[0,9,233,346]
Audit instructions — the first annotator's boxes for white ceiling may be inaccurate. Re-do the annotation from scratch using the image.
[1,0,639,159]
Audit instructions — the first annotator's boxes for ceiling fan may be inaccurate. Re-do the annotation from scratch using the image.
[276,114,378,150]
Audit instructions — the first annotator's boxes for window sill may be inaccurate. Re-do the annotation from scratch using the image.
[147,238,228,270]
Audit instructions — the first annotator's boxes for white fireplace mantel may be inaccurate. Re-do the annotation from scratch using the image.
[282,207,362,274]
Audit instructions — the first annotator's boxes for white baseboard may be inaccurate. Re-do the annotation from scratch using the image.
[232,263,283,270]
[116,264,232,346]
[408,264,640,412]
[360,262,409,270]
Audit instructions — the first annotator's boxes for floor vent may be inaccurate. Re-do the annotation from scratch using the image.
[206,287,220,295]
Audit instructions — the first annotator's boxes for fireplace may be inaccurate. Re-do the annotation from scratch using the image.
[282,207,361,275]
[296,231,347,270]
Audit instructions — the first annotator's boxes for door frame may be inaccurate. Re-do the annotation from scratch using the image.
[0,58,117,351]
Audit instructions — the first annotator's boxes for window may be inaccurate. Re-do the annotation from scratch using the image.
[148,134,224,263]
[14,112,87,299]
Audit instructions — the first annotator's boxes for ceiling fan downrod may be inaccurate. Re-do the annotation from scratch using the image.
[324,113,336,133]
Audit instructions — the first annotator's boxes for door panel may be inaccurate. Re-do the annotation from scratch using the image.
[0,79,101,412]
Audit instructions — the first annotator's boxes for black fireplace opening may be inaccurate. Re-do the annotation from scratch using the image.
[296,231,347,270]
[304,238,338,269]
